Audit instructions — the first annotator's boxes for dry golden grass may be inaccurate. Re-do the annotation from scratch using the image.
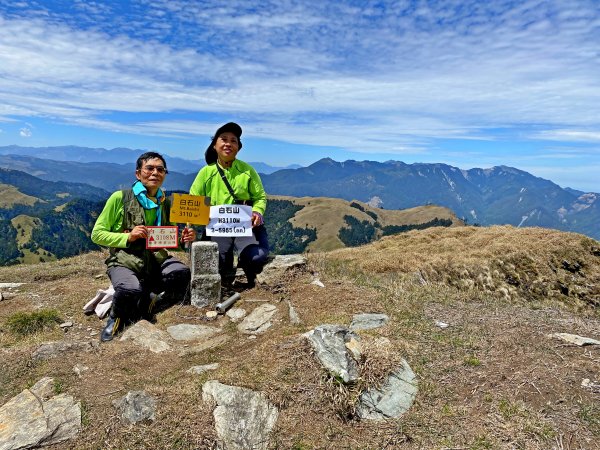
[271,195,461,253]
[0,183,40,208]
[328,225,600,311]
[0,225,599,449]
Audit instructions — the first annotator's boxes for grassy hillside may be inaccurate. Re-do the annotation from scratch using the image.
[272,195,461,252]
[0,226,598,448]
[0,183,41,208]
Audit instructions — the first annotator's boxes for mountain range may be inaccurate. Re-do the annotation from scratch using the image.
[261,158,600,240]
[0,146,598,241]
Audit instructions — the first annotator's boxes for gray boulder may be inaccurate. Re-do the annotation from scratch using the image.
[0,377,81,450]
[304,325,361,383]
[356,359,418,420]
[202,380,278,450]
[113,391,156,424]
[256,254,307,285]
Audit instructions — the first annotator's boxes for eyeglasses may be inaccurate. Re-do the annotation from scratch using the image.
[141,165,168,175]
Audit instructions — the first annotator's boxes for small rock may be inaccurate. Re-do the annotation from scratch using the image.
[287,301,301,325]
[581,378,600,392]
[226,307,247,322]
[94,274,104,279]
[311,279,325,288]
[120,320,171,353]
[60,321,74,329]
[187,363,219,375]
[113,391,156,424]
[90,331,98,337]
[549,333,600,346]
[73,365,89,377]
[238,304,277,335]
[206,310,218,319]
[350,313,390,331]
[435,321,449,329]
[248,335,257,340]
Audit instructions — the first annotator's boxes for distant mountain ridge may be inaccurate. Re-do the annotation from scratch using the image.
[0,145,297,175]
[1,148,598,240]
[261,158,600,240]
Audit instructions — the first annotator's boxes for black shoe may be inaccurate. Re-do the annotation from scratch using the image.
[100,316,123,342]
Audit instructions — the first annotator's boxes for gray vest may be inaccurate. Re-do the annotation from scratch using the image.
[105,189,172,274]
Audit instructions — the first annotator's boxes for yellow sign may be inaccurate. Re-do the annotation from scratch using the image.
[169,194,211,225]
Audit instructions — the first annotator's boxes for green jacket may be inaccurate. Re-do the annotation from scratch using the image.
[189,159,267,215]
[91,189,172,274]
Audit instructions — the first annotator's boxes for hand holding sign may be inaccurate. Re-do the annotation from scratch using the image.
[206,205,253,237]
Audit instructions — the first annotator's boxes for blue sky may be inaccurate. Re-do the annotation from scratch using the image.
[0,0,599,191]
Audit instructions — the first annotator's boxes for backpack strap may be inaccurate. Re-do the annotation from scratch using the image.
[215,164,239,202]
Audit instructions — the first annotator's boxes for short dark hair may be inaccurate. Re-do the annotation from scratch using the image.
[136,152,168,172]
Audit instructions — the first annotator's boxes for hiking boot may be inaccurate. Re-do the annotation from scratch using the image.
[100,314,124,342]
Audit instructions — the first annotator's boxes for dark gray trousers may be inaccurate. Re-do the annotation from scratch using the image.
[209,225,269,281]
[108,256,191,319]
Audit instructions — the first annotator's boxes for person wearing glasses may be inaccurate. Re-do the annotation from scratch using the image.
[91,151,196,342]
[189,122,269,289]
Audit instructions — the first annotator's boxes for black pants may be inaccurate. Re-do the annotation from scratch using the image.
[207,225,269,281]
[108,256,191,320]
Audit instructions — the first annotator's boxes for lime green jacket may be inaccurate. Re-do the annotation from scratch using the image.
[92,190,173,273]
[189,159,267,215]
[91,190,166,248]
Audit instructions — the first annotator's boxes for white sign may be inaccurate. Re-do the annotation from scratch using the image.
[206,205,253,237]
[146,226,179,249]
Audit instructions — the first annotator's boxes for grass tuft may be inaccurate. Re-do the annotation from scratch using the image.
[5,309,62,335]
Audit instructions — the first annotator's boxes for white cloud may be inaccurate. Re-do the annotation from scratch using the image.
[19,127,32,137]
[0,1,599,154]
[533,130,600,142]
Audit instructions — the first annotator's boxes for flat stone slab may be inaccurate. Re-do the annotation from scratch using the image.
[166,324,222,341]
[356,359,418,420]
[187,363,220,375]
[238,304,277,335]
[0,377,81,449]
[350,313,390,331]
[33,341,98,361]
[120,320,171,353]
[202,380,278,450]
[178,334,231,357]
[549,333,600,346]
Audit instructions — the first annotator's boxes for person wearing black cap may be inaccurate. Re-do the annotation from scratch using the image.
[189,122,269,287]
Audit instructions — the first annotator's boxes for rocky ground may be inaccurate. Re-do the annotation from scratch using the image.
[0,225,599,449]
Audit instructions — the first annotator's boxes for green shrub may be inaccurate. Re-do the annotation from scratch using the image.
[6,309,62,335]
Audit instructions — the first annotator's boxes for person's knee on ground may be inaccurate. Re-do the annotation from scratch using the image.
[103,267,145,342]
[238,244,269,285]
[153,257,192,312]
